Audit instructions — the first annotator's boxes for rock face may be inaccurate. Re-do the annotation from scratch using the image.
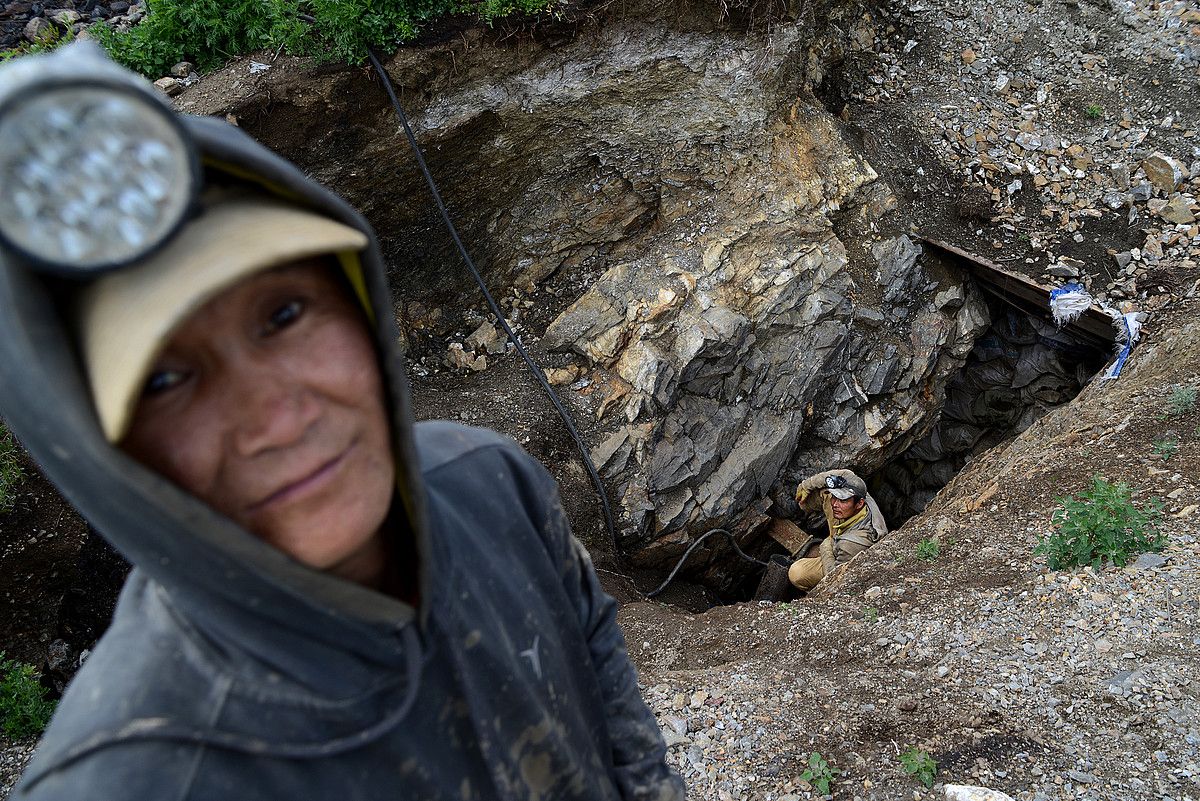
[185,0,996,567]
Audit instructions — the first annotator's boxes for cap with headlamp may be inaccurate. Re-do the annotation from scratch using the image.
[0,41,200,276]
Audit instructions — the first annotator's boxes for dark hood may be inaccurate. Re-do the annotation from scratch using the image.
[0,110,433,687]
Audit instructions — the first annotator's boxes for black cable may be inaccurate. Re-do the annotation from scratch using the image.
[644,528,769,599]
[365,48,618,551]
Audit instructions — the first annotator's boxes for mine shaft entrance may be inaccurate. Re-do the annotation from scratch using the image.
[866,293,1111,528]
[710,249,1116,606]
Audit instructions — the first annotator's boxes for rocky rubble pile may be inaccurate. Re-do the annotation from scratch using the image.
[838,0,1200,307]
[0,0,144,51]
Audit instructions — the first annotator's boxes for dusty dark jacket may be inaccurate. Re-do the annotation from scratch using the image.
[0,45,682,801]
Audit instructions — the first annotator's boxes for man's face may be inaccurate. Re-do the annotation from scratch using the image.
[830,495,865,520]
[120,260,396,584]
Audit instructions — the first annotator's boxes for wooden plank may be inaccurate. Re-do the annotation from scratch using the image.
[765,518,810,556]
[920,237,1116,345]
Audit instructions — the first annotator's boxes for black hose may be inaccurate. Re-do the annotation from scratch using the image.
[644,528,770,599]
[365,48,618,552]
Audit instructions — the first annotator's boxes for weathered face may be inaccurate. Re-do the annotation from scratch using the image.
[120,259,395,585]
[830,495,865,520]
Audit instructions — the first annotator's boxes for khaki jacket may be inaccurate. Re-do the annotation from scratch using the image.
[797,469,888,574]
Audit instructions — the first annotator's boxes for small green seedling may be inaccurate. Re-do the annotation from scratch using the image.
[899,748,938,788]
[1165,384,1196,417]
[1035,476,1165,569]
[1152,438,1179,462]
[915,538,940,560]
[0,652,56,740]
[1084,103,1104,119]
[800,751,841,795]
[863,606,879,624]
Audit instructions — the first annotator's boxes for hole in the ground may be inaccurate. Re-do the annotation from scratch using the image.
[665,280,1113,610]
[868,293,1111,528]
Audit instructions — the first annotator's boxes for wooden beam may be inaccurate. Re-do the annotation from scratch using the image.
[920,237,1117,346]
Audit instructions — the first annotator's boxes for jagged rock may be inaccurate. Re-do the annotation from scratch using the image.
[1141,152,1186,192]
[46,8,79,25]
[22,16,52,42]
[446,343,486,371]
[170,61,195,79]
[1159,195,1196,225]
[153,77,183,97]
[465,320,504,354]
[544,365,583,386]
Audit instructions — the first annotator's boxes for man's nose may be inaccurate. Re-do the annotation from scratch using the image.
[228,363,320,457]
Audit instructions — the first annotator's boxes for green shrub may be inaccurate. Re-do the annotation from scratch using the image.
[800,751,840,795]
[96,0,560,77]
[0,425,23,515]
[0,653,56,740]
[915,538,940,560]
[1166,384,1196,417]
[1034,476,1165,569]
[899,748,937,788]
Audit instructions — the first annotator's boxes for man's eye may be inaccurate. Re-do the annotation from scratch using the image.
[144,369,186,396]
[264,299,304,334]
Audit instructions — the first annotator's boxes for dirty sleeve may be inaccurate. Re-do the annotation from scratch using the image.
[536,471,686,801]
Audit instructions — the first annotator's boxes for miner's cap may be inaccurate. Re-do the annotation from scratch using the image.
[826,473,868,500]
[79,193,369,443]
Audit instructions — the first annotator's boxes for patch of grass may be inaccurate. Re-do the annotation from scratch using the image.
[1084,102,1104,119]
[1152,438,1179,462]
[1034,476,1165,570]
[0,424,24,515]
[915,538,940,560]
[863,606,879,624]
[800,751,840,796]
[899,748,938,788]
[95,0,560,77]
[775,601,802,617]
[1165,384,1197,418]
[0,653,56,740]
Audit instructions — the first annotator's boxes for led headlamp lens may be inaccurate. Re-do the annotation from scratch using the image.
[0,85,197,273]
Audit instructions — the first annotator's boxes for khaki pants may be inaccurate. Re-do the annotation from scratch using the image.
[788,556,824,590]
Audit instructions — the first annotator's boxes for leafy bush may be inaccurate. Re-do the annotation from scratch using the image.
[0,424,23,515]
[97,0,559,77]
[915,538,940,560]
[0,653,56,740]
[899,748,937,788]
[1034,476,1165,570]
[800,751,840,795]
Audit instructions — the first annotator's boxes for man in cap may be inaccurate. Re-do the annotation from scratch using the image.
[788,469,888,591]
[1,43,683,800]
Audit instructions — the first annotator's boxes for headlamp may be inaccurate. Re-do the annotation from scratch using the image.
[825,475,847,490]
[0,43,199,276]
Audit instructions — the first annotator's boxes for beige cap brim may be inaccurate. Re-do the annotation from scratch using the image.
[79,197,369,443]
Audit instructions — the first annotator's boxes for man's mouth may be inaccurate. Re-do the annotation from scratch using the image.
[248,444,354,511]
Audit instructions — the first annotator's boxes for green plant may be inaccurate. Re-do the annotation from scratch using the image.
[800,751,840,795]
[0,425,23,515]
[863,606,879,624]
[0,653,56,739]
[95,0,560,77]
[1153,438,1179,461]
[899,748,938,788]
[915,538,940,560]
[0,26,74,63]
[1034,476,1165,569]
[1165,384,1197,417]
[1085,103,1103,119]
